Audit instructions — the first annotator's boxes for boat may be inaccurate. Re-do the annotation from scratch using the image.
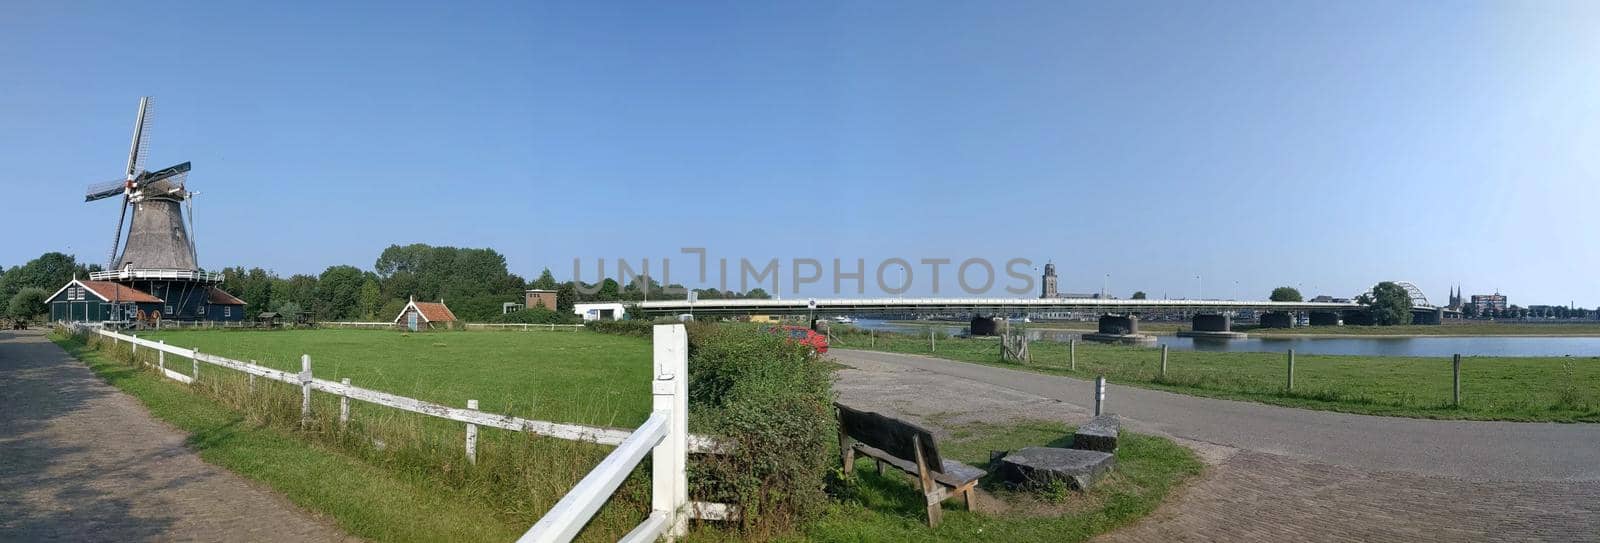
[831,316,855,324]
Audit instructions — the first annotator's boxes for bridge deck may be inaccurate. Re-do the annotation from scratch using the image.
[636,297,1363,316]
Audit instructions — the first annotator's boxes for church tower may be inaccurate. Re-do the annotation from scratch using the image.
[1041,262,1059,299]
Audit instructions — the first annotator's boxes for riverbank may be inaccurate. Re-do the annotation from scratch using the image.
[885,319,1600,337]
[831,329,1600,422]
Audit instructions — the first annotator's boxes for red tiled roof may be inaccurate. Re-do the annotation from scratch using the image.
[413,301,457,322]
[206,287,246,305]
[79,280,163,303]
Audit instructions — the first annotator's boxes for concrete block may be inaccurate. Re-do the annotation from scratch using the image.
[1071,414,1121,453]
[994,447,1115,491]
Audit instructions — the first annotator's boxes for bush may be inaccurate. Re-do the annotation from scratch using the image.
[686,322,834,536]
[489,307,576,324]
[584,320,654,337]
[8,287,48,322]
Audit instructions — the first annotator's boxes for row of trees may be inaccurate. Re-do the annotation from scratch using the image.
[0,245,772,324]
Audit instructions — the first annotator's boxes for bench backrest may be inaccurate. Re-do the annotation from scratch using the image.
[835,403,945,473]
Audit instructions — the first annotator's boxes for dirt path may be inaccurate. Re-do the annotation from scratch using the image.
[831,348,1600,542]
[0,329,355,542]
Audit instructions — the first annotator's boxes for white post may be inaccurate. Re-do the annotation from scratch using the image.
[1160,344,1169,379]
[465,399,479,465]
[192,348,200,380]
[651,324,689,539]
[1094,375,1107,416]
[158,340,165,373]
[1070,339,1077,371]
[340,378,352,429]
[300,354,312,427]
[131,334,137,355]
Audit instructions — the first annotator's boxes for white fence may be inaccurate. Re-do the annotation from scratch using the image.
[83,323,726,542]
[465,323,585,332]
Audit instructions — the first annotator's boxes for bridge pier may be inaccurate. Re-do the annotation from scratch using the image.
[1309,311,1342,326]
[1259,311,1295,328]
[1177,313,1246,339]
[1412,308,1444,325]
[1082,314,1157,344]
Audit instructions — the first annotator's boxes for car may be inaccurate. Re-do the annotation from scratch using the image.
[767,325,829,355]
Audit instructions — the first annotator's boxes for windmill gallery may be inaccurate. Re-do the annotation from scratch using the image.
[47,97,246,326]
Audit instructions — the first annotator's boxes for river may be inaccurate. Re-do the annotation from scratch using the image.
[848,319,1600,357]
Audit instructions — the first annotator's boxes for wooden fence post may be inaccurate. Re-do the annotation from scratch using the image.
[1452,354,1461,407]
[192,348,200,380]
[870,330,876,348]
[340,378,352,429]
[1160,344,1169,379]
[1070,339,1077,372]
[465,399,479,465]
[929,329,936,352]
[652,324,690,539]
[1286,349,1295,391]
[158,340,165,373]
[300,354,312,427]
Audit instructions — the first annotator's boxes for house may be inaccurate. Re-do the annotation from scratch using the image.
[573,302,626,321]
[394,296,458,331]
[47,279,165,323]
[525,289,558,310]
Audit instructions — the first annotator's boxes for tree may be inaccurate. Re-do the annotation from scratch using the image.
[530,268,559,290]
[315,265,367,321]
[358,279,383,319]
[8,287,48,321]
[1460,303,1477,319]
[1269,286,1303,302]
[0,252,83,302]
[1364,281,1413,325]
[1131,291,1147,300]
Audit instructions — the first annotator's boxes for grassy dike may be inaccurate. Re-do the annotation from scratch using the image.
[838,330,1600,422]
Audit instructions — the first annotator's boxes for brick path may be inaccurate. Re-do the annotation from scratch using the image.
[831,348,1600,542]
[0,329,354,542]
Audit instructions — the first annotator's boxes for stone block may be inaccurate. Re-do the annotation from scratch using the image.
[1071,414,1121,453]
[994,447,1115,491]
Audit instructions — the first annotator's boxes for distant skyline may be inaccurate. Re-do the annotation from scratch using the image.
[3,2,1598,306]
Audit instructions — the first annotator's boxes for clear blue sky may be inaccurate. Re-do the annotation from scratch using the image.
[4,1,1598,305]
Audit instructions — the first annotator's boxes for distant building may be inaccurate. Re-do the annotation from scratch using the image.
[525,289,558,310]
[1040,263,1059,299]
[1447,286,1464,310]
[394,296,458,331]
[573,302,627,321]
[1471,293,1508,313]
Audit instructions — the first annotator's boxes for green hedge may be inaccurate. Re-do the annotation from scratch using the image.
[584,319,655,337]
[686,322,834,536]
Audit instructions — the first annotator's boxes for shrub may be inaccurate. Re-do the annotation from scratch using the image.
[686,322,834,536]
[584,319,654,337]
[489,307,576,324]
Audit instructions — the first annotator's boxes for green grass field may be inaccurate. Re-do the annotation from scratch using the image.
[60,327,1201,542]
[138,328,654,427]
[840,331,1600,422]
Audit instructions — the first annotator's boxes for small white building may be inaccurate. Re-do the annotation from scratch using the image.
[573,302,627,321]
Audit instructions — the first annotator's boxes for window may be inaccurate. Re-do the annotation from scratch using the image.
[198,305,206,315]
[224,306,231,317]
[165,305,173,314]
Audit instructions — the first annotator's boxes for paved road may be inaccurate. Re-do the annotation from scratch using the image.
[831,348,1600,542]
[0,329,354,542]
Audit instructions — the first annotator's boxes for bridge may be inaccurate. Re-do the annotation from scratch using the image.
[636,297,1369,340]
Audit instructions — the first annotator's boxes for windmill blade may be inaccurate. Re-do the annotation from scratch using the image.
[106,196,129,270]
[85,178,127,202]
[125,97,152,178]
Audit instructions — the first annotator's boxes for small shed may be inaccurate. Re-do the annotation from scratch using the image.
[394,296,458,331]
[257,311,281,327]
[203,286,247,321]
[573,302,626,321]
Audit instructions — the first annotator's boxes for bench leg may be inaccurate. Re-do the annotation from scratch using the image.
[963,487,977,512]
[925,495,943,528]
[875,459,884,476]
[838,426,855,474]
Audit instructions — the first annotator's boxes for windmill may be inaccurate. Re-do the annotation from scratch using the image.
[84,97,199,272]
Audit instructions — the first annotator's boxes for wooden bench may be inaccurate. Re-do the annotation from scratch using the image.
[835,403,986,527]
